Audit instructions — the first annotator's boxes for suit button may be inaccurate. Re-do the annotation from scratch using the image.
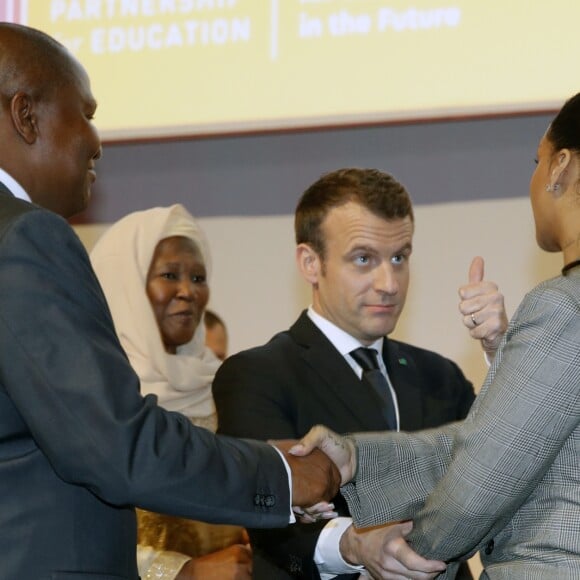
[265,494,276,507]
[484,539,494,555]
[253,494,262,507]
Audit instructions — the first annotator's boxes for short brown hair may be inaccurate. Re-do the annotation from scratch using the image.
[295,168,413,258]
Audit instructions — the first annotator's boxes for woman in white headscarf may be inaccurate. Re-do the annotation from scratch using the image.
[91,205,250,580]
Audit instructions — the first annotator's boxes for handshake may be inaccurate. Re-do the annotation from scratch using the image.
[273,427,448,579]
[272,425,357,511]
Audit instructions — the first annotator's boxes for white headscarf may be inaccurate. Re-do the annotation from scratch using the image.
[90,205,220,420]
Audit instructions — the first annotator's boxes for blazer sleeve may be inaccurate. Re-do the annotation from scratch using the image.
[342,280,580,561]
[214,347,329,579]
[0,209,290,528]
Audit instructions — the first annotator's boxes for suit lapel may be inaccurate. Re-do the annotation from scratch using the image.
[383,340,425,431]
[0,182,13,197]
[289,312,389,430]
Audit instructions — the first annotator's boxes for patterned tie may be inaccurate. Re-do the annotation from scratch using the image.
[350,347,397,430]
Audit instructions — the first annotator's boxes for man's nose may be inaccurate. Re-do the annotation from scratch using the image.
[373,262,398,295]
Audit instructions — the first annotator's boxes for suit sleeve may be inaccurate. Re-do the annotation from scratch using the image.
[0,210,290,528]
[214,348,329,579]
[342,281,580,561]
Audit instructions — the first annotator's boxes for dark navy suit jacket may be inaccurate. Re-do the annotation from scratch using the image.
[0,185,290,579]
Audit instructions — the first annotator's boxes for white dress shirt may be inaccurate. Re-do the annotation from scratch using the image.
[0,167,31,202]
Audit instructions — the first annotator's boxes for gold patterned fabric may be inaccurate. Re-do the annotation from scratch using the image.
[137,510,247,559]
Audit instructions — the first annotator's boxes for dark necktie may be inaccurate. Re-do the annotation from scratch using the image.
[350,347,397,431]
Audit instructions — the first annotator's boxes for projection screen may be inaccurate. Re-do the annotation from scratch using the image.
[4,0,578,140]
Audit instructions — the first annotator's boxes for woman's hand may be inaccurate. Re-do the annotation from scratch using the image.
[290,424,357,486]
[176,544,252,580]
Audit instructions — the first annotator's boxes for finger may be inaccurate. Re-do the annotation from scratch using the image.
[289,425,327,455]
[398,520,413,537]
[304,502,337,520]
[393,542,447,574]
[292,506,306,517]
[463,312,479,333]
[468,256,484,284]
[305,501,335,512]
[235,545,253,563]
[316,510,338,519]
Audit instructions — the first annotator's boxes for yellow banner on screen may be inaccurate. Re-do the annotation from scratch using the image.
[19,0,579,139]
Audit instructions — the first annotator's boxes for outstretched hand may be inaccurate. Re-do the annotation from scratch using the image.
[289,425,357,486]
[340,521,446,580]
[272,439,341,508]
[459,256,508,359]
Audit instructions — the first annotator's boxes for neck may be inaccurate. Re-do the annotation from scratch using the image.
[562,258,580,275]
[562,250,580,271]
[561,227,580,267]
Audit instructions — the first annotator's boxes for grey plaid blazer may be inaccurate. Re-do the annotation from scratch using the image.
[342,271,580,579]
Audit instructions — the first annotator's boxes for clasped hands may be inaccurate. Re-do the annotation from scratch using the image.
[272,428,356,522]
[270,436,346,509]
[273,428,446,579]
[272,425,356,518]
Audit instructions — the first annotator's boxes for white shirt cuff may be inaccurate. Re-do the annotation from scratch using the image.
[271,445,296,523]
[484,350,493,366]
[314,517,365,577]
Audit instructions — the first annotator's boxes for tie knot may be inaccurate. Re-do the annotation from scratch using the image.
[350,347,380,371]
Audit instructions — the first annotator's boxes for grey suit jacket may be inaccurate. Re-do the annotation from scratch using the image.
[0,186,290,579]
[343,273,580,579]
[214,311,475,579]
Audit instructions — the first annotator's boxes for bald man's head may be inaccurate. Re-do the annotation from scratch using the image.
[0,23,101,218]
[0,23,76,106]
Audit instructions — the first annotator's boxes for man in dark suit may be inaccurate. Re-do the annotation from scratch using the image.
[213,168,507,579]
[0,23,340,579]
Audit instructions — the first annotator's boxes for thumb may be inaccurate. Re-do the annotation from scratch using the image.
[288,425,325,456]
[468,256,484,284]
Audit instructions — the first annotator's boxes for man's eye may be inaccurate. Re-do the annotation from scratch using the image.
[191,275,206,283]
[354,255,370,265]
[391,255,405,265]
[161,272,177,280]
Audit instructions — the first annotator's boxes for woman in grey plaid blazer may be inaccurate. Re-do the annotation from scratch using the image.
[298,93,580,579]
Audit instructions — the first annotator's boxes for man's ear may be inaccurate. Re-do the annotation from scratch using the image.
[296,243,322,285]
[10,91,39,144]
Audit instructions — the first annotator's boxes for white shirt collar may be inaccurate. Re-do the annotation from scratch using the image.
[307,306,384,357]
[306,306,399,431]
[0,167,31,202]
